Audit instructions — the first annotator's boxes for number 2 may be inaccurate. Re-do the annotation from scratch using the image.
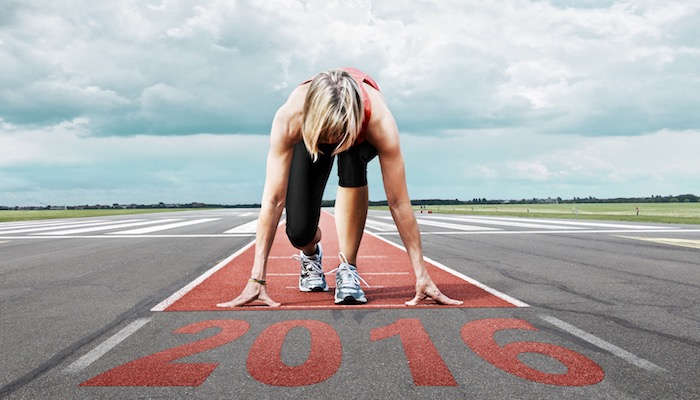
[81,320,249,386]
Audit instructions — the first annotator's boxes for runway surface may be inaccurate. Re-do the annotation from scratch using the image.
[0,209,698,399]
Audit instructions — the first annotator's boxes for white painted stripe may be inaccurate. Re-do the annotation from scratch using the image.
[461,215,669,230]
[268,271,409,277]
[284,285,387,289]
[0,219,106,229]
[267,255,388,259]
[63,317,151,373]
[225,219,258,234]
[111,218,220,234]
[617,235,700,249]
[362,226,529,308]
[251,303,460,309]
[377,228,700,236]
[0,219,143,235]
[35,219,181,235]
[151,239,256,311]
[540,315,666,373]
[0,233,255,239]
[415,218,500,231]
[364,219,397,232]
[422,216,582,230]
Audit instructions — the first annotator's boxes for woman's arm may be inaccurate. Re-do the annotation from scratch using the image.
[368,95,463,306]
[217,93,304,307]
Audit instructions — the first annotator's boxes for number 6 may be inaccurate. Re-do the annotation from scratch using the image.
[461,318,604,386]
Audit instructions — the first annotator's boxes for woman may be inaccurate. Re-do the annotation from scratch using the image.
[217,67,462,307]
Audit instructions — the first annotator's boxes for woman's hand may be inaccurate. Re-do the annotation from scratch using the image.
[405,276,463,306]
[217,281,281,308]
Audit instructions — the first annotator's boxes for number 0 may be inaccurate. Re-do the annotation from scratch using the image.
[247,320,342,386]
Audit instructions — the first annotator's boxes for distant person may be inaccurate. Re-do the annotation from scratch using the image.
[217,67,462,307]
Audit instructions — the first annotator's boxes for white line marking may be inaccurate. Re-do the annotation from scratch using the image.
[111,218,220,234]
[283,286,387,289]
[267,255,388,259]
[151,239,256,311]
[224,219,258,234]
[0,219,143,235]
[233,303,455,309]
[0,234,255,239]
[35,219,181,235]
[364,219,397,232]
[459,215,671,230]
[269,272,409,277]
[415,218,500,231]
[376,228,700,236]
[424,216,583,230]
[617,235,700,249]
[363,227,529,307]
[0,219,107,230]
[540,315,666,373]
[63,317,151,374]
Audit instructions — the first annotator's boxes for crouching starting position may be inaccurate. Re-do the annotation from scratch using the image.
[217,67,462,307]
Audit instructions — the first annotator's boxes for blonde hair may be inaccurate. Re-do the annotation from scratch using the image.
[302,69,364,162]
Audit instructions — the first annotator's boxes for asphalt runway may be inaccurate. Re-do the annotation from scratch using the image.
[0,209,698,399]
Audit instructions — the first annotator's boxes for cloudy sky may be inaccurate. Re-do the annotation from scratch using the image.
[1,0,699,206]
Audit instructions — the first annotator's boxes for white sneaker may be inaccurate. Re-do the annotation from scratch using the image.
[329,253,369,304]
[293,244,328,292]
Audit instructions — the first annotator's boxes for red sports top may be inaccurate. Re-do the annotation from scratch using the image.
[302,67,380,144]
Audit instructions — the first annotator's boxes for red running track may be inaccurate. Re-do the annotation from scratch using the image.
[162,212,521,311]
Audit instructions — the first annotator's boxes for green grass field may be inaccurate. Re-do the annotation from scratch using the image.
[401,203,700,225]
[0,208,192,223]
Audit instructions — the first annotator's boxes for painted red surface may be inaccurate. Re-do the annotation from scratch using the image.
[165,212,515,310]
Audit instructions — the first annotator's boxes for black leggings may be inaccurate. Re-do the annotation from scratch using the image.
[285,140,378,248]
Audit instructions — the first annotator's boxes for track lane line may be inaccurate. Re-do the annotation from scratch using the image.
[63,318,152,374]
[150,239,256,311]
[540,315,666,373]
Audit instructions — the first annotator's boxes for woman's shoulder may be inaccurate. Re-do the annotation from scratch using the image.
[271,87,306,145]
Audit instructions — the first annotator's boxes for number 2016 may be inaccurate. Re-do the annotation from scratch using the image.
[80,318,604,387]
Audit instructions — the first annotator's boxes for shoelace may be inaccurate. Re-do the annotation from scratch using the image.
[328,252,370,288]
[291,253,324,276]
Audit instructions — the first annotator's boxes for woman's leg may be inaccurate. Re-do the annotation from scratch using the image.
[334,185,368,265]
[335,140,378,265]
[285,142,334,252]
[286,142,335,292]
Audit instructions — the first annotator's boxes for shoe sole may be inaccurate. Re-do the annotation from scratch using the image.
[299,285,329,292]
[334,295,367,305]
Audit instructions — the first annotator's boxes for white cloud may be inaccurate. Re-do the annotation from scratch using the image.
[1,0,699,205]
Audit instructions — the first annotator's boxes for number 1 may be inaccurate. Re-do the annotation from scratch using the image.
[371,318,457,386]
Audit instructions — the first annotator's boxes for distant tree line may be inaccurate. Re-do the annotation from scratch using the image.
[4,194,696,211]
[559,194,698,204]
[360,193,699,207]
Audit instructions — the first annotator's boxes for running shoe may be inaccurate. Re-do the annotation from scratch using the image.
[330,253,369,304]
[293,244,328,292]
